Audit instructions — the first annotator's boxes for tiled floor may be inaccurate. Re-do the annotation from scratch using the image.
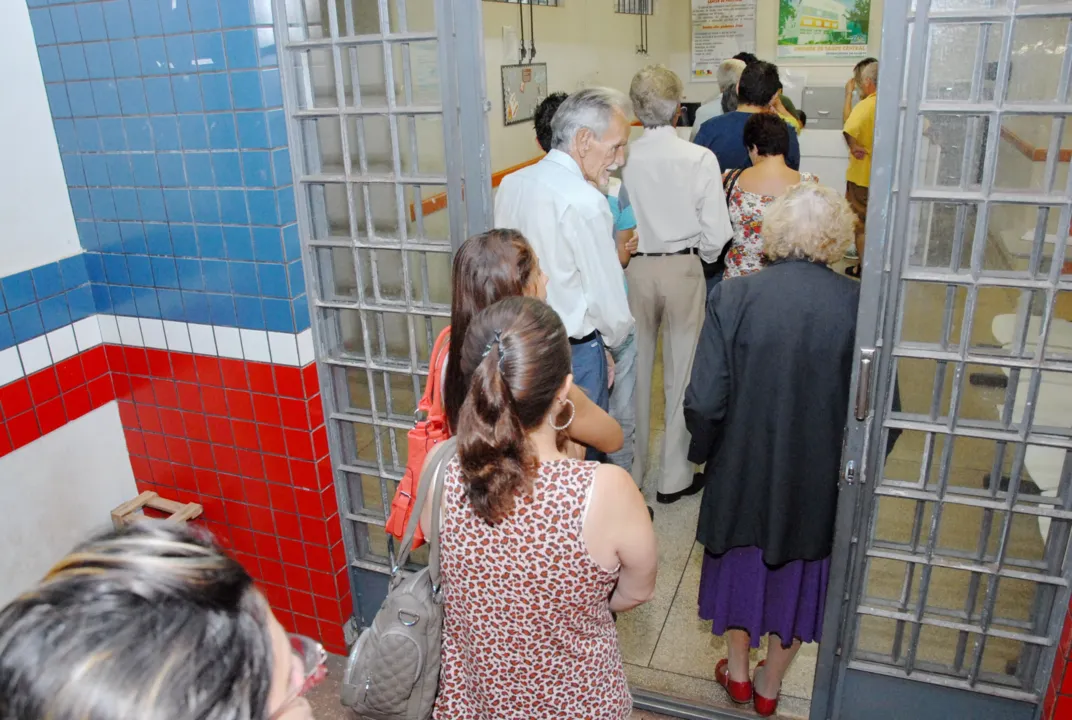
[304,654,676,719]
[615,450,815,719]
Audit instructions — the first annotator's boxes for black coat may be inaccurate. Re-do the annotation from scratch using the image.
[684,260,859,565]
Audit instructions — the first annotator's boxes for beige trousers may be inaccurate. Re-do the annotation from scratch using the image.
[626,254,705,498]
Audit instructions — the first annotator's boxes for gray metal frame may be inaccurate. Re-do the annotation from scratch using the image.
[274,0,491,637]
[484,0,559,6]
[814,0,1072,716]
[276,0,1072,715]
[615,0,654,15]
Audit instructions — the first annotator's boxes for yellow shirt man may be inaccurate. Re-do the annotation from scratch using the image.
[780,110,802,135]
[844,93,877,188]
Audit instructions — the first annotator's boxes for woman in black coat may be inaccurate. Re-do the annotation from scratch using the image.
[684,183,858,717]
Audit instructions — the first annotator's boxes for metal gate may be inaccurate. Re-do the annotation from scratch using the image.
[813,0,1072,716]
[276,0,1072,715]
[273,0,491,638]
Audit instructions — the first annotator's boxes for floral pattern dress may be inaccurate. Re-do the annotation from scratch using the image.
[723,171,817,279]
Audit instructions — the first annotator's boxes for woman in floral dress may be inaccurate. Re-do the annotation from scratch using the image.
[723,113,818,279]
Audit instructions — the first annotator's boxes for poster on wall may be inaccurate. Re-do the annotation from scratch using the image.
[691,0,757,82]
[777,0,870,59]
[501,64,548,126]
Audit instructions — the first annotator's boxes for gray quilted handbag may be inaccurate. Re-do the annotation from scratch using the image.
[341,437,455,720]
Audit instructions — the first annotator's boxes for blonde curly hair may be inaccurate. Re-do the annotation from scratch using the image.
[763,183,856,265]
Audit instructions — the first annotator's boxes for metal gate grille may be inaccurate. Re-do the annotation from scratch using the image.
[274,0,490,629]
[845,0,1072,701]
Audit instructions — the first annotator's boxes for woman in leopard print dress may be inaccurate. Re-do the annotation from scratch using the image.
[420,297,657,719]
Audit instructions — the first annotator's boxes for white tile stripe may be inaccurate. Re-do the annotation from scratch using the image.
[0,315,313,388]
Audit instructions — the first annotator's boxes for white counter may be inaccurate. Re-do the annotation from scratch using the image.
[798,128,850,195]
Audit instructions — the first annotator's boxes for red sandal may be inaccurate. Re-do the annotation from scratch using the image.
[753,660,780,717]
[715,658,753,704]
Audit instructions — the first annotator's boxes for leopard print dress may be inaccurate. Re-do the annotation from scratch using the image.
[433,457,632,720]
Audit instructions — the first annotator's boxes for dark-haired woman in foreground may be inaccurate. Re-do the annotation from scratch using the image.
[0,522,325,720]
[421,296,656,719]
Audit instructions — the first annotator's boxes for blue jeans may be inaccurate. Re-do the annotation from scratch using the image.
[570,333,609,461]
[607,331,637,474]
[705,269,723,303]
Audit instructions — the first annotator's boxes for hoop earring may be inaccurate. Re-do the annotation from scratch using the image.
[549,398,575,431]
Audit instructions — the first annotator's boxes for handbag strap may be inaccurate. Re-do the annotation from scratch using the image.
[723,168,745,205]
[418,327,451,416]
[394,437,457,583]
[427,441,450,592]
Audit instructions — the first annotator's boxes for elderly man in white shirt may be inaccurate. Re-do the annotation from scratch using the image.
[494,87,634,429]
[623,65,734,504]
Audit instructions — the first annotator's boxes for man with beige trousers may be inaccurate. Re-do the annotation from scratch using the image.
[623,66,734,505]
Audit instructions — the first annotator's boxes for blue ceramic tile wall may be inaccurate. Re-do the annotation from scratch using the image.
[0,256,93,351]
[29,0,307,334]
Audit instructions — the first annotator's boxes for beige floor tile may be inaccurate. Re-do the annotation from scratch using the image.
[626,662,810,719]
[626,662,726,709]
[772,694,811,719]
[779,649,818,701]
[617,492,704,666]
[648,541,719,679]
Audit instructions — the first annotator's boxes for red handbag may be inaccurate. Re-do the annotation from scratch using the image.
[385,326,451,548]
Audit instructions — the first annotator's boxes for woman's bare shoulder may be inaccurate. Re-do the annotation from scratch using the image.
[592,463,640,504]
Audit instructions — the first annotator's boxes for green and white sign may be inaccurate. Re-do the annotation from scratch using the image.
[778,0,870,59]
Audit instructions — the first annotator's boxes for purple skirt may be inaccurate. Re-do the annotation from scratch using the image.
[698,546,830,648]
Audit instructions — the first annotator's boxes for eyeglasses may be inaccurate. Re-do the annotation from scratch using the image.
[267,634,328,719]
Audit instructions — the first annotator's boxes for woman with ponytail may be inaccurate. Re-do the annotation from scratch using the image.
[420,297,656,719]
[387,229,623,545]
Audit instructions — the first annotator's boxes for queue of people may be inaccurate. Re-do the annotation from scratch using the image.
[404,56,871,718]
[0,53,879,720]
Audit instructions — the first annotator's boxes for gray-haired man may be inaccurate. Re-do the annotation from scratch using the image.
[494,88,635,429]
[690,58,747,140]
[624,65,733,504]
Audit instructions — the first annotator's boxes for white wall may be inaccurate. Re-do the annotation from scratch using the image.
[0,404,137,606]
[0,0,80,274]
[0,3,136,606]
[482,0,884,170]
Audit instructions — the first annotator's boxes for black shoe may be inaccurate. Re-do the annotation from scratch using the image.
[983,473,1041,495]
[969,372,1008,389]
[656,473,706,504]
[647,506,654,521]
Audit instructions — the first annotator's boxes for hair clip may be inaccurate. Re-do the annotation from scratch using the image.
[482,330,506,371]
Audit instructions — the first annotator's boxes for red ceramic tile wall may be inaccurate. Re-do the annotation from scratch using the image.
[1044,607,1072,720]
[0,346,115,458]
[106,343,351,654]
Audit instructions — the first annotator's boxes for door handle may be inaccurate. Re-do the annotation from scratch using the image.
[817,110,830,116]
[855,348,875,421]
[844,460,856,486]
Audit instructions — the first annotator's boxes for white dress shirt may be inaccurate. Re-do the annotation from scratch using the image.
[494,150,634,348]
[622,126,734,263]
[690,97,723,140]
